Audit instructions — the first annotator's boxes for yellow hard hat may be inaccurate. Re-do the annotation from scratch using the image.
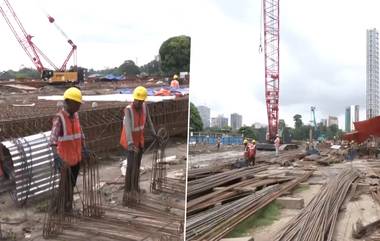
[243,139,248,144]
[133,86,148,101]
[63,87,82,103]
[173,74,178,79]
[252,140,256,143]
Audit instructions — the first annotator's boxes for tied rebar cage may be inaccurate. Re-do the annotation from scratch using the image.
[43,151,103,238]
[151,128,169,193]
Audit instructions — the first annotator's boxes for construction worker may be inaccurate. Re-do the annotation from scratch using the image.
[305,141,310,152]
[120,86,156,205]
[216,136,221,151]
[50,87,89,212]
[170,74,180,89]
[243,139,248,150]
[274,134,280,156]
[248,140,257,166]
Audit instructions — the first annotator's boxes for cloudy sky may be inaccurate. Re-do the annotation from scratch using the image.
[0,0,191,70]
[190,0,378,129]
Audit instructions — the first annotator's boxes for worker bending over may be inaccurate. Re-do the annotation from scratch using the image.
[120,86,156,205]
[50,87,89,212]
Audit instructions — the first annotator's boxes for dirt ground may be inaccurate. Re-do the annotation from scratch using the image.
[0,140,187,241]
[188,144,276,167]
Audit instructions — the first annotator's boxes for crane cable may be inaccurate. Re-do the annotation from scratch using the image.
[259,0,263,53]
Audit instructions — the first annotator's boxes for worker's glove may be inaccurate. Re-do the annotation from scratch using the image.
[127,143,137,152]
[53,154,63,171]
[82,147,90,161]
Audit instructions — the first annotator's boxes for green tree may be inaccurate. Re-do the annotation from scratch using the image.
[293,114,303,129]
[159,35,190,75]
[239,126,256,139]
[190,103,203,131]
[140,59,161,76]
[118,60,140,76]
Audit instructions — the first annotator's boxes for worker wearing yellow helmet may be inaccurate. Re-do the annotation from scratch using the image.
[170,74,180,89]
[120,86,156,206]
[50,86,89,212]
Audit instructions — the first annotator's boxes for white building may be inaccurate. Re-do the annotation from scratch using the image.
[211,115,228,128]
[367,28,379,119]
[197,105,210,129]
[230,113,242,131]
[327,116,339,127]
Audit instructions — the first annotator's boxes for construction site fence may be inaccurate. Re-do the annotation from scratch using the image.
[189,135,243,145]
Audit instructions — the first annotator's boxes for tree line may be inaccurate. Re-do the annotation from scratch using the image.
[0,35,190,80]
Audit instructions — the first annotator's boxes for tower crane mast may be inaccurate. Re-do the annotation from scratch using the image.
[262,0,280,141]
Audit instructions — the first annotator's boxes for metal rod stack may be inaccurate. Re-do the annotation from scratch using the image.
[273,167,360,241]
[81,152,103,217]
[187,165,270,199]
[150,128,169,193]
[186,168,312,241]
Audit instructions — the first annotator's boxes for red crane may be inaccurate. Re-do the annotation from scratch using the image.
[262,0,280,141]
[0,0,79,83]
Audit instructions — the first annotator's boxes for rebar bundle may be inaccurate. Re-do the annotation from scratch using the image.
[273,167,360,241]
[43,151,103,238]
[151,128,169,193]
[186,170,312,241]
[81,152,103,217]
[43,164,72,238]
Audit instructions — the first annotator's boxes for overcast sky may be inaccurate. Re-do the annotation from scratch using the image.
[190,0,378,129]
[0,0,191,70]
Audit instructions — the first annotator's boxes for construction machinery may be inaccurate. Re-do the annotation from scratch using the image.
[262,0,280,142]
[0,0,83,84]
[310,106,325,141]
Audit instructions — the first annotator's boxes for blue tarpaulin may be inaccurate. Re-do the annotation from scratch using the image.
[189,135,243,145]
[101,74,124,81]
[116,87,189,96]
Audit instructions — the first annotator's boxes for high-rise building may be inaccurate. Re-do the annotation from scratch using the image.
[211,115,228,128]
[345,105,360,132]
[320,119,327,127]
[197,105,211,129]
[230,113,242,131]
[327,116,339,127]
[366,28,379,119]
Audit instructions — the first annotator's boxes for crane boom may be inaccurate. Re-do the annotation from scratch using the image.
[263,0,280,141]
[0,0,45,72]
[0,0,80,83]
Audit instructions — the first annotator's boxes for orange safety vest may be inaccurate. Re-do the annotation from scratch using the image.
[120,103,146,149]
[56,110,82,166]
[170,80,179,88]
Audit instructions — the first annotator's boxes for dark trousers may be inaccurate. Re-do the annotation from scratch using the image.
[64,162,80,211]
[124,150,143,205]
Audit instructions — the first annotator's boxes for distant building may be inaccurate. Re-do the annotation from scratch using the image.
[320,119,327,127]
[367,28,379,119]
[345,105,359,132]
[327,116,339,127]
[211,115,228,129]
[230,113,242,131]
[197,105,210,129]
[253,122,266,129]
